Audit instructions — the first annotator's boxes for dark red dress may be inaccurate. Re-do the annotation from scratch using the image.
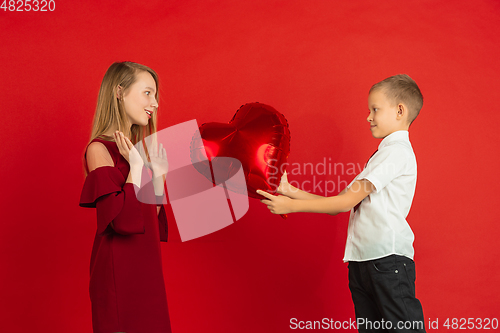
[79,137,172,333]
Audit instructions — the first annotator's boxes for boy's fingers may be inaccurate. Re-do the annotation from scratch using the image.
[260,199,272,205]
[256,190,274,199]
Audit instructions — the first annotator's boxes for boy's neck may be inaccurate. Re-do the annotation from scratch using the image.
[380,129,409,139]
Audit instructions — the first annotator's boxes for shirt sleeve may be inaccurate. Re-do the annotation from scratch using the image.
[356,146,410,193]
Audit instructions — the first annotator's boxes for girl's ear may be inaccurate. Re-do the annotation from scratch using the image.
[116,85,123,100]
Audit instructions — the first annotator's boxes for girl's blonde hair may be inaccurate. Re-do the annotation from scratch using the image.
[82,61,160,176]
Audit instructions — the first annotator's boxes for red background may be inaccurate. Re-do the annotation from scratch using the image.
[1,1,499,332]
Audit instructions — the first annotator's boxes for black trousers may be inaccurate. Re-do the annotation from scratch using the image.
[348,255,426,332]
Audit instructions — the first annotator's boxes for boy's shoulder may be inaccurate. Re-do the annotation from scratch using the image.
[382,141,414,154]
[363,139,416,185]
[376,141,415,160]
[377,134,416,160]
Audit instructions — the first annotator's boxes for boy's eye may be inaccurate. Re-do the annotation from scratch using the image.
[373,108,378,112]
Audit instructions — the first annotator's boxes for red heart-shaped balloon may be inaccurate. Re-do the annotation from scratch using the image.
[190,102,291,200]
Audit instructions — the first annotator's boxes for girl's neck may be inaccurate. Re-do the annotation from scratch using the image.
[97,134,115,141]
[100,127,131,140]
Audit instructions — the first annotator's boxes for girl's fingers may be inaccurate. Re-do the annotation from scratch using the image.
[137,141,145,158]
[115,132,122,146]
[114,132,122,150]
[120,133,126,147]
[152,141,158,156]
[115,132,132,161]
[114,133,168,165]
[124,136,133,150]
[159,144,167,159]
[119,133,128,152]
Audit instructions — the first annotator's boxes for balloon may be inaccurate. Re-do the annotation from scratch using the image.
[190,102,291,201]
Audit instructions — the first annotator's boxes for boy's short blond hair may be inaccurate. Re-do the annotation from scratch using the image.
[370,74,423,126]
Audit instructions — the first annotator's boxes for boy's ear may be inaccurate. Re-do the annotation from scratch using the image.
[397,104,405,117]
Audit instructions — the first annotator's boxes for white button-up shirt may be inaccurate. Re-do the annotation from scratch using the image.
[343,130,417,262]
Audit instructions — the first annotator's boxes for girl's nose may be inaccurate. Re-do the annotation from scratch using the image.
[151,97,158,108]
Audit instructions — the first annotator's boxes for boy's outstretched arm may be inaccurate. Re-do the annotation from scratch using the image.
[257,179,375,216]
[277,171,338,200]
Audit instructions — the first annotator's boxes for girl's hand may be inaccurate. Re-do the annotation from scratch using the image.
[114,131,143,169]
[144,142,169,177]
[257,189,294,215]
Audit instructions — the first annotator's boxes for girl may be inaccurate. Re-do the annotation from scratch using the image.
[79,61,172,333]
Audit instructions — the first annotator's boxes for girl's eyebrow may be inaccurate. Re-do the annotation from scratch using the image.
[145,86,156,92]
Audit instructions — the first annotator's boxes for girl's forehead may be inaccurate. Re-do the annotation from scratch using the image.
[135,71,156,88]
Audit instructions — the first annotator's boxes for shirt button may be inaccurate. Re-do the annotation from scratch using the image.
[395,270,399,273]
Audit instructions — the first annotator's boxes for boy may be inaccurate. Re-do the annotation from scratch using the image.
[258,74,426,332]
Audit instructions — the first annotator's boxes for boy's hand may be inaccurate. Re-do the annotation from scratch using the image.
[276,171,291,196]
[257,190,294,214]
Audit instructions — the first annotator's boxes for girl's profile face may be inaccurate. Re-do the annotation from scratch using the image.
[121,71,158,127]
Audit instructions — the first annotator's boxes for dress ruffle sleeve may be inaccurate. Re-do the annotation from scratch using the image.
[79,166,145,236]
[157,204,168,242]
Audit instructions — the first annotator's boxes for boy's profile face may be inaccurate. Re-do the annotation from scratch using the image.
[367,88,409,139]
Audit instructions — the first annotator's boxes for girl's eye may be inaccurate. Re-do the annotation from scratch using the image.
[145,91,151,96]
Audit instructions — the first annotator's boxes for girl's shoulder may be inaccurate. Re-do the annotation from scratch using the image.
[82,135,122,175]
[85,136,119,163]
[87,136,116,150]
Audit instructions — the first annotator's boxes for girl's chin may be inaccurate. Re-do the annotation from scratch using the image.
[136,117,149,127]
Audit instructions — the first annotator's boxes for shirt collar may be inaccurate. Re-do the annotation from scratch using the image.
[378,130,410,150]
